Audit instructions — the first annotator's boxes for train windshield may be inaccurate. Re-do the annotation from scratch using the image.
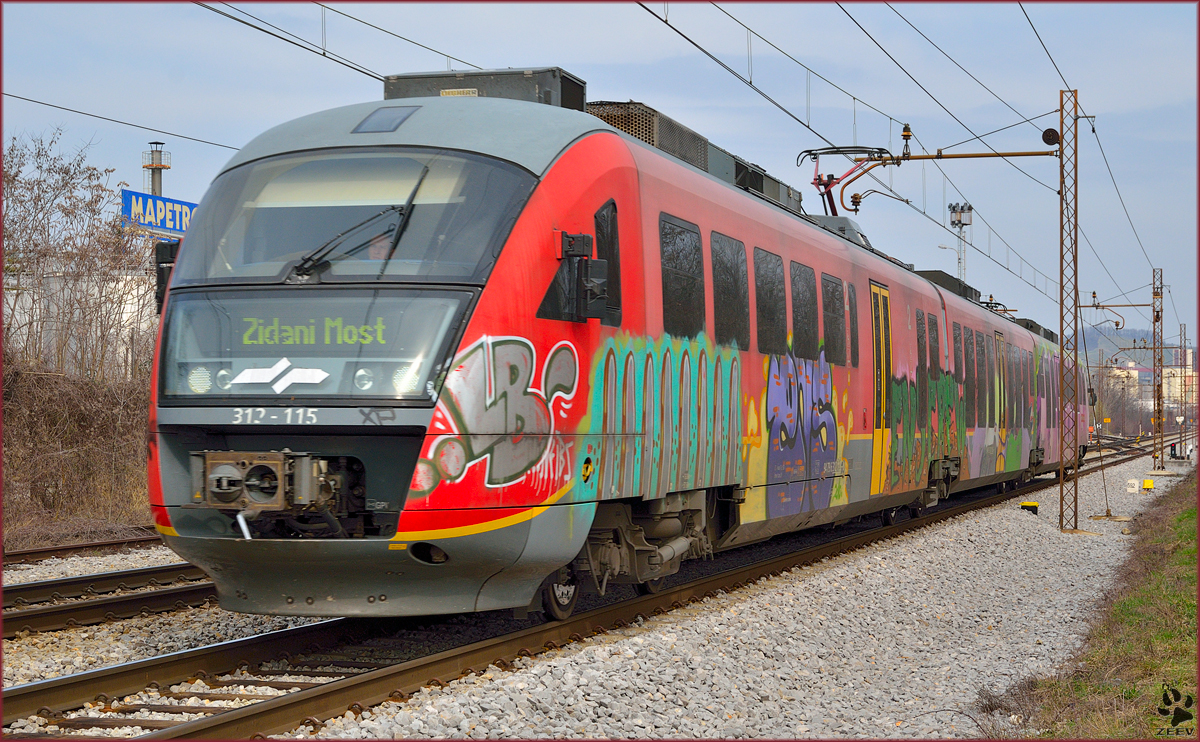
[171,147,535,286]
[160,287,471,402]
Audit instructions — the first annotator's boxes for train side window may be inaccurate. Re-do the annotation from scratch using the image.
[963,326,976,427]
[753,247,787,355]
[915,308,927,428]
[928,311,940,376]
[790,261,819,360]
[594,200,621,327]
[976,330,988,427]
[711,231,750,350]
[659,213,705,338]
[953,322,963,383]
[821,273,846,365]
[847,282,859,368]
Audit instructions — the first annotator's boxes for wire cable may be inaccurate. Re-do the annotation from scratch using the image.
[194,2,383,80]
[837,3,1057,193]
[940,111,1058,152]
[640,2,1060,302]
[887,4,1045,136]
[2,92,240,150]
[1019,3,1072,90]
[1019,3,1156,274]
[216,2,384,79]
[881,2,1144,312]
[705,3,1057,297]
[313,3,482,70]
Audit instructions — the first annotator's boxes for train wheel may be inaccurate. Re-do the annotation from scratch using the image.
[908,502,925,519]
[635,577,665,596]
[881,508,900,526]
[541,568,579,621]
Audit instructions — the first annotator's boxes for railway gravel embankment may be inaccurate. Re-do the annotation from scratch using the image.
[275,457,1188,739]
[2,546,182,586]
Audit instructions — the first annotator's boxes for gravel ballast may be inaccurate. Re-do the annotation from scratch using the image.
[2,605,320,687]
[271,457,1188,739]
[2,546,183,586]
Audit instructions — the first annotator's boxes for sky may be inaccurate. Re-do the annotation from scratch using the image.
[3,2,1196,351]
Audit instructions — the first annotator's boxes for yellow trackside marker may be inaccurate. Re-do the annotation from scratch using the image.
[1020,502,1039,515]
[388,543,408,550]
[1142,479,1154,491]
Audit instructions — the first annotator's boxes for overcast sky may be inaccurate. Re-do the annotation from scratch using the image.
[4,2,1195,346]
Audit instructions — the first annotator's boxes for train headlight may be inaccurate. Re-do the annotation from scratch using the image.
[188,366,212,394]
[354,368,375,391]
[392,363,419,394]
[215,368,233,390]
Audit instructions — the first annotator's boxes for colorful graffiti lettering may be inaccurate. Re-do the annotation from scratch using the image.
[764,351,841,515]
[578,333,743,500]
[410,337,578,496]
[885,369,967,490]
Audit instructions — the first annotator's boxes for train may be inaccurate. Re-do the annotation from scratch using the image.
[148,68,1088,620]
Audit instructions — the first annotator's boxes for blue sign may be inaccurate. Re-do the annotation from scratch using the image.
[121,189,198,236]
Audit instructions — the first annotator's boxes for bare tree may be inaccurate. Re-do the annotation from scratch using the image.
[3,130,158,545]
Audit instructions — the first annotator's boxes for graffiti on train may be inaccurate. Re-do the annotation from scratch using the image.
[763,351,848,515]
[410,337,578,496]
[577,333,743,500]
[886,370,967,489]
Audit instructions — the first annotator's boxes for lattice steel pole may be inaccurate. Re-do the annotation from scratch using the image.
[1058,90,1080,532]
[1152,268,1164,468]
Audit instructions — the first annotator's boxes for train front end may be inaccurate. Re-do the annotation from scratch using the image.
[148,99,602,616]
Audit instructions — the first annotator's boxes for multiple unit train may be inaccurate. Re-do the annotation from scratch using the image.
[149,78,1087,619]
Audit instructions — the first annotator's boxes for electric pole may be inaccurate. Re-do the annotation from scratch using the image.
[1058,89,1080,532]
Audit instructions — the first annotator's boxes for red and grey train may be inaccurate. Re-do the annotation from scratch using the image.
[149,72,1087,619]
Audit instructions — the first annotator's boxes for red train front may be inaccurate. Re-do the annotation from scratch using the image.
[148,69,1086,619]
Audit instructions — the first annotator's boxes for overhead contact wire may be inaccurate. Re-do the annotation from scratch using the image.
[640,3,1059,302]
[1020,3,1156,273]
[313,3,482,70]
[836,3,1056,193]
[194,2,384,80]
[2,92,239,150]
[709,3,1060,298]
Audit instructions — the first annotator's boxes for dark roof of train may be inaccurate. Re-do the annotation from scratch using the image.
[220,97,616,177]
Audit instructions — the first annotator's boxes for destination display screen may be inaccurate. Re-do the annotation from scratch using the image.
[160,287,471,401]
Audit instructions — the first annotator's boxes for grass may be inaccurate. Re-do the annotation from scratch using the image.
[976,469,1198,738]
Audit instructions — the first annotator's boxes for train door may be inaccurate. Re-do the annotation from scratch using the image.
[870,283,892,495]
[994,331,1006,472]
[994,332,1006,431]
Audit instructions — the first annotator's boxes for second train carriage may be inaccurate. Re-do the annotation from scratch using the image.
[149,69,1088,619]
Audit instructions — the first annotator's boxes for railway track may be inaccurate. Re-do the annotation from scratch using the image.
[2,563,214,640]
[4,444,1169,739]
[3,528,161,565]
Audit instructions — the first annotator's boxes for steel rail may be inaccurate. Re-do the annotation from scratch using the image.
[3,582,218,640]
[3,564,206,609]
[1,618,366,724]
[143,448,1158,739]
[3,531,161,565]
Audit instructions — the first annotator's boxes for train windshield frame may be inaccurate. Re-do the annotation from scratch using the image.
[158,286,474,406]
[171,146,536,287]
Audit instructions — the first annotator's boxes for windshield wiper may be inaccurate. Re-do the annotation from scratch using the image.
[378,165,429,278]
[290,205,402,278]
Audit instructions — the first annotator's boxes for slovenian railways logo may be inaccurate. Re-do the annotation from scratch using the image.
[229,358,329,393]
